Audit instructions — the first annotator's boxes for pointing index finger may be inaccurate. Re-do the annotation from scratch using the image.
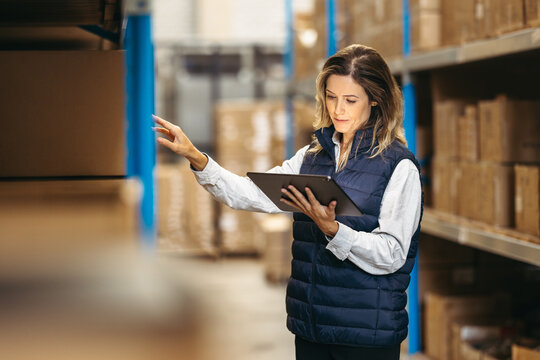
[152,115,174,131]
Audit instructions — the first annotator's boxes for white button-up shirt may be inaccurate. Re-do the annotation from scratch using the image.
[193,132,422,275]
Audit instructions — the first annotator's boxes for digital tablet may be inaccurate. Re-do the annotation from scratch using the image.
[247,172,363,217]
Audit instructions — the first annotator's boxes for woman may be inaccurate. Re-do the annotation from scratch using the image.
[154,44,422,360]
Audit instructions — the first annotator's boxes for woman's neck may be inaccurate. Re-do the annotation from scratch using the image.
[340,133,354,150]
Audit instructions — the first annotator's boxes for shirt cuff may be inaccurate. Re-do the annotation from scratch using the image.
[191,153,219,185]
[325,222,356,261]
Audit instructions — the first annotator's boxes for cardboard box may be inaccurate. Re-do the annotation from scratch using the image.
[432,157,460,214]
[425,292,510,360]
[525,0,540,26]
[441,0,476,45]
[259,214,293,282]
[215,100,287,170]
[347,0,403,60]
[473,0,524,39]
[457,161,482,220]
[294,100,316,149]
[473,0,494,40]
[294,11,326,80]
[479,96,540,163]
[515,165,540,237]
[419,234,480,304]
[337,0,355,49]
[454,162,514,227]
[412,10,441,51]
[458,105,480,162]
[0,51,126,177]
[513,344,540,360]
[453,323,507,360]
[185,163,216,253]
[434,100,466,160]
[156,162,216,254]
[0,179,138,274]
[476,162,514,227]
[410,0,441,51]
[219,206,260,254]
[493,0,525,35]
[460,341,483,360]
[213,99,313,255]
[156,163,190,251]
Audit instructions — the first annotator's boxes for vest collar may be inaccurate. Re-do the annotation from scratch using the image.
[315,125,377,160]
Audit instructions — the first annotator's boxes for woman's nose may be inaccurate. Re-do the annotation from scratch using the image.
[335,99,345,115]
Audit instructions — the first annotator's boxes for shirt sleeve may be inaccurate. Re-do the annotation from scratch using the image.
[325,159,422,275]
[191,145,310,213]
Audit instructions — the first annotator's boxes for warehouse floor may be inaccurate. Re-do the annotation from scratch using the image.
[172,257,295,360]
[169,256,424,360]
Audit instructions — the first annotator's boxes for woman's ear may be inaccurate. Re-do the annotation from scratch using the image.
[371,101,378,107]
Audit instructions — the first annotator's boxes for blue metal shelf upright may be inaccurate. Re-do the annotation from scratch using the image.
[285,0,295,159]
[124,0,156,250]
[401,0,420,354]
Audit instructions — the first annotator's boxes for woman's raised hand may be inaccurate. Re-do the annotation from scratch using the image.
[153,115,194,157]
[153,115,208,171]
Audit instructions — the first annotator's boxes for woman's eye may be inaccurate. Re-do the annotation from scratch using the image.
[346,99,356,104]
[326,94,336,99]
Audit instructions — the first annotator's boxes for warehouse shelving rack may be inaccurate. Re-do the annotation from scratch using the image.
[0,0,157,248]
[284,0,540,356]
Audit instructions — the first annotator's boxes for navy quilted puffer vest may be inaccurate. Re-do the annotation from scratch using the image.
[285,126,423,347]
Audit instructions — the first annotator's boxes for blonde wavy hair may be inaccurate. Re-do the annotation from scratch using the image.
[309,44,407,171]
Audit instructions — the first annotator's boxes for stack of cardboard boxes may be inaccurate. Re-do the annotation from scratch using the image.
[410,0,442,52]
[293,0,326,80]
[330,0,539,60]
[156,161,216,255]
[425,292,511,360]
[258,214,293,283]
[337,0,436,55]
[214,101,283,254]
[337,0,404,59]
[432,95,540,237]
[0,48,139,271]
[420,234,540,360]
[213,99,314,255]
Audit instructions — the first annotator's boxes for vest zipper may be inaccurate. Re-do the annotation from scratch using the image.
[309,236,320,341]
[374,284,381,344]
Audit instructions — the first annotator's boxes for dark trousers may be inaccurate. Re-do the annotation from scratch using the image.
[295,336,401,360]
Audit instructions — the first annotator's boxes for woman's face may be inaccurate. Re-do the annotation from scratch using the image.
[325,74,374,142]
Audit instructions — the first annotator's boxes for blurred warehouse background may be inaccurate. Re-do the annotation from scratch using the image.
[1,0,540,359]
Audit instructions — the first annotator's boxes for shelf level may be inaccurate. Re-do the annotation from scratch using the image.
[421,209,540,267]
[290,28,540,93]
[389,27,540,74]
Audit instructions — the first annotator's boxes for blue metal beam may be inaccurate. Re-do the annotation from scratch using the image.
[402,0,421,354]
[326,0,338,57]
[124,0,156,250]
[285,0,295,159]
